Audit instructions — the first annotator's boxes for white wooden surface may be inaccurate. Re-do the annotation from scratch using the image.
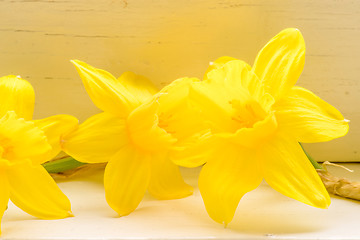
[2,164,360,240]
[0,0,359,162]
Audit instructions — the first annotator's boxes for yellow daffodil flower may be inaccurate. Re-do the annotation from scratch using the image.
[62,61,202,216]
[181,28,349,225]
[0,75,78,234]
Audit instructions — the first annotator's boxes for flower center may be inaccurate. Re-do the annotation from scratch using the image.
[0,136,11,159]
[217,99,277,148]
[158,112,176,134]
[230,99,267,129]
[126,112,176,153]
[0,136,13,160]
[0,145,3,157]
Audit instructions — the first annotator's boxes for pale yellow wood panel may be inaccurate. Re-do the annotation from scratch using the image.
[0,0,359,161]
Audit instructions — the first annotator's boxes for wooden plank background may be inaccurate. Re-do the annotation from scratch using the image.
[0,0,359,162]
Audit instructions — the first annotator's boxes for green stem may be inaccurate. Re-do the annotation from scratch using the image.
[43,145,322,173]
[42,156,86,173]
[300,143,323,170]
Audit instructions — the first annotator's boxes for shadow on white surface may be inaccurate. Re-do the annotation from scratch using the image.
[3,165,360,239]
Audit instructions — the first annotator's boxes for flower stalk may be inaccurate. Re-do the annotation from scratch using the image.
[300,143,323,170]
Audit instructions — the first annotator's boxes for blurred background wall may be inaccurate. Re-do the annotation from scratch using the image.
[0,0,359,162]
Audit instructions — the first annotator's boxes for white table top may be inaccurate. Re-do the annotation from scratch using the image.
[2,163,360,240]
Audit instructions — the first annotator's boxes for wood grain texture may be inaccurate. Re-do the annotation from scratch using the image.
[0,0,359,162]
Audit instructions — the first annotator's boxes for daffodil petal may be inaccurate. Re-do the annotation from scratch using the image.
[8,161,72,219]
[189,81,234,133]
[0,75,35,120]
[0,166,10,235]
[204,56,237,79]
[127,100,176,152]
[199,143,262,225]
[275,86,349,143]
[0,111,50,162]
[252,28,305,100]
[208,60,264,100]
[148,153,193,200]
[119,72,158,104]
[262,134,330,208]
[156,77,207,140]
[153,78,213,167]
[157,77,200,110]
[62,112,127,163]
[33,115,79,164]
[170,130,213,168]
[71,60,138,117]
[104,145,150,216]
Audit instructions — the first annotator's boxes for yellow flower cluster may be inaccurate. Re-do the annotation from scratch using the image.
[0,28,349,234]
[0,75,77,235]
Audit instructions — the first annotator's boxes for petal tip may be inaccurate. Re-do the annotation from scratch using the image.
[319,197,331,209]
[112,207,132,218]
[67,211,75,218]
[277,28,305,45]
[70,60,89,70]
[282,27,302,35]
[310,191,331,209]
[70,59,83,67]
